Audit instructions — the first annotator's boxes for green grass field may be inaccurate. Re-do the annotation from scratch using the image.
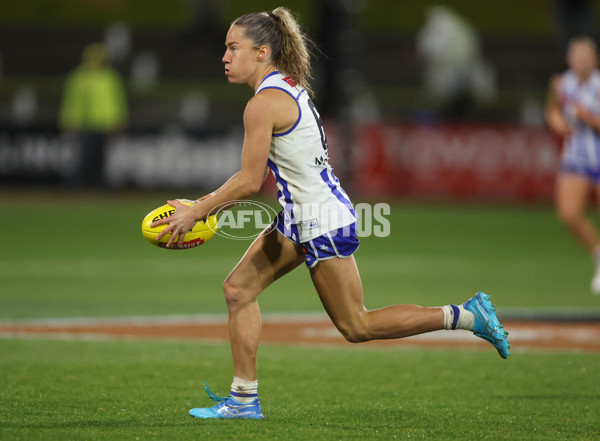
[2,192,600,320]
[1,191,600,440]
[1,339,598,440]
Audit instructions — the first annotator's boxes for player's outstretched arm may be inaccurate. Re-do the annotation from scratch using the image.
[545,74,572,137]
[152,94,276,247]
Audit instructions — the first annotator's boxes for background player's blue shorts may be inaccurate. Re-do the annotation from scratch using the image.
[560,161,600,183]
[561,135,600,183]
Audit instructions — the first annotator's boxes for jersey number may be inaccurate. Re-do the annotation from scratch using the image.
[307,98,328,153]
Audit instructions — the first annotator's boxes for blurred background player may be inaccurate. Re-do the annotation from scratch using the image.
[415,5,496,120]
[60,43,128,190]
[546,36,600,294]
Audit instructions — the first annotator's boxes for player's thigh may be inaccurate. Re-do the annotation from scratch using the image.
[225,228,305,295]
[309,255,366,324]
[556,173,592,218]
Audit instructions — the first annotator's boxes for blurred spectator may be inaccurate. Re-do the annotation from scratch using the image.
[416,5,496,120]
[104,22,132,66]
[180,91,210,130]
[555,0,597,54]
[130,51,160,93]
[60,43,127,190]
[11,86,37,126]
[545,36,600,294]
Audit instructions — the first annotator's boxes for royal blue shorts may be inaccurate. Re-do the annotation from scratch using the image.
[561,134,600,183]
[560,161,600,183]
[275,215,360,268]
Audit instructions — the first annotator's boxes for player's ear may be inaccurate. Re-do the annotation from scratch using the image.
[257,45,270,62]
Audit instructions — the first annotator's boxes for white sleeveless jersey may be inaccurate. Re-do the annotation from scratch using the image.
[256,71,357,243]
[558,69,600,170]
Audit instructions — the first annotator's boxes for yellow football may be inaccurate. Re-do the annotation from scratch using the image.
[141,199,217,249]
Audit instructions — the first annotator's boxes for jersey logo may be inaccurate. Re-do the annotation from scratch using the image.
[282,76,297,87]
[299,219,319,230]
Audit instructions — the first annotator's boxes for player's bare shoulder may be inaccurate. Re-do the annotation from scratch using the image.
[549,73,563,92]
[253,87,298,134]
[243,92,277,126]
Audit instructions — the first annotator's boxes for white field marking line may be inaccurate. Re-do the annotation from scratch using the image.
[1,329,597,353]
[405,328,598,344]
[0,331,227,345]
[0,332,594,355]
[0,312,329,327]
[3,315,598,348]
[3,309,597,327]
[503,327,600,343]
[300,325,600,345]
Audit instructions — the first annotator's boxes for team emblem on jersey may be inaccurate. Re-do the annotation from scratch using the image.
[282,76,297,87]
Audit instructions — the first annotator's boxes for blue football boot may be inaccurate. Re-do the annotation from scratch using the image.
[463,292,511,359]
[189,382,264,419]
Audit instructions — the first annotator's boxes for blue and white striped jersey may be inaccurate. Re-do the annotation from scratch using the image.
[559,69,600,178]
[256,71,357,243]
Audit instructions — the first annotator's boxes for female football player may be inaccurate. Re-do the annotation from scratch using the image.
[152,7,510,419]
[546,36,600,294]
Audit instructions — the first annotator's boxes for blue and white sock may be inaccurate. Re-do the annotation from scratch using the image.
[230,377,258,403]
[442,304,475,331]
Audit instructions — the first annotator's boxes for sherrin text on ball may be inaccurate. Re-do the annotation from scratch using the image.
[141,200,217,249]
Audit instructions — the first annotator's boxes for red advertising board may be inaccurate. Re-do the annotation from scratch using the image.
[328,123,562,202]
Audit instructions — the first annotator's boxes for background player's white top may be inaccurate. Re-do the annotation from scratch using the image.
[558,69,600,173]
[256,71,356,243]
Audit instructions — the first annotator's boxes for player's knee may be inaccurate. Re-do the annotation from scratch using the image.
[222,278,253,311]
[337,321,371,343]
[557,207,581,228]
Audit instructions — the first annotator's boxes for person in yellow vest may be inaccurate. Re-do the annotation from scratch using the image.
[60,43,127,189]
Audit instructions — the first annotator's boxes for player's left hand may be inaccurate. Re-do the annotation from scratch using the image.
[575,105,593,123]
[151,199,199,248]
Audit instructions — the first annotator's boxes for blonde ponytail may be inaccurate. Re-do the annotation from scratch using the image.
[233,7,316,96]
